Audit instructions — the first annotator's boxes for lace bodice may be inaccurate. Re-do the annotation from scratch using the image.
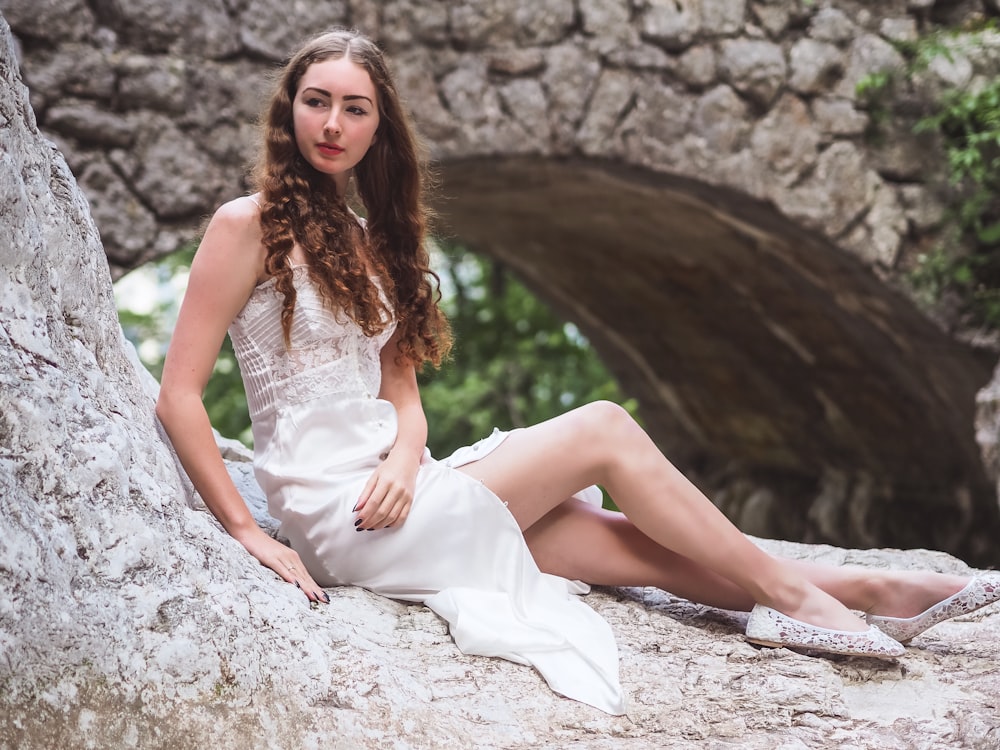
[229,266,395,420]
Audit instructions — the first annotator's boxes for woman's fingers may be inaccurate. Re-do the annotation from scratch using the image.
[355,456,418,530]
[283,563,330,603]
[240,531,330,603]
[355,478,411,530]
[268,549,329,603]
[353,472,377,513]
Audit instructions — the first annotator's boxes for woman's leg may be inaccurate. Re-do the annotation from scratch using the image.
[456,402,955,631]
[522,498,969,619]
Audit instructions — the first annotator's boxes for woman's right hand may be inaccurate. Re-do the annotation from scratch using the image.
[238,527,330,604]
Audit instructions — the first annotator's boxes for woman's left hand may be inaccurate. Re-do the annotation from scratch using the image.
[353,451,418,530]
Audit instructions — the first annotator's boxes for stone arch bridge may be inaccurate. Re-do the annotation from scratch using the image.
[5,0,1000,563]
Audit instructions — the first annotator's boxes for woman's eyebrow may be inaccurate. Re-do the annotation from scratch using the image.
[301,86,373,105]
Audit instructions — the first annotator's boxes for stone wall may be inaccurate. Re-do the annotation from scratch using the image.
[2,0,990,273]
[5,0,1000,563]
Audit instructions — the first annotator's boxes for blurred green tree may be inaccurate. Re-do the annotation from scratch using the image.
[420,242,638,459]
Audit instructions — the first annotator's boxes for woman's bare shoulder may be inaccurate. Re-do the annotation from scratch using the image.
[192,195,267,284]
[210,194,263,229]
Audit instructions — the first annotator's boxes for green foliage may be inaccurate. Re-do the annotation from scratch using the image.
[855,71,892,100]
[419,243,638,460]
[855,71,894,137]
[860,19,1000,327]
[909,243,1000,327]
[117,246,195,382]
[911,38,1000,326]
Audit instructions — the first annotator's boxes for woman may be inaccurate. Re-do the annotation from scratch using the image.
[156,28,999,714]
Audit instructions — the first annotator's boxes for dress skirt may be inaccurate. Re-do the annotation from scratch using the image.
[250,394,626,714]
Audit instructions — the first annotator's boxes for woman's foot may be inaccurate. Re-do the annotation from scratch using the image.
[866,572,1000,643]
[864,571,969,620]
[766,581,871,632]
[745,605,905,658]
[743,579,906,657]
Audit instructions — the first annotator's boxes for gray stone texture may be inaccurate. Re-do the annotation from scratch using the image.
[718,38,788,106]
[789,38,845,93]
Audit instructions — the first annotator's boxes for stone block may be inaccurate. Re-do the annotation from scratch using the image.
[45,101,134,148]
[836,34,906,100]
[0,0,95,42]
[789,39,846,94]
[577,68,636,154]
[718,38,787,107]
[750,93,820,179]
[115,55,189,115]
[701,0,747,35]
[751,2,791,37]
[692,84,749,153]
[675,44,717,87]
[580,0,631,36]
[812,97,869,136]
[809,7,856,45]
[879,17,919,44]
[641,0,700,51]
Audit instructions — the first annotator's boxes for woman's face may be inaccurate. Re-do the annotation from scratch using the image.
[293,56,380,193]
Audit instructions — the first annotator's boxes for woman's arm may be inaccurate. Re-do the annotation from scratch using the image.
[156,197,328,602]
[353,330,427,530]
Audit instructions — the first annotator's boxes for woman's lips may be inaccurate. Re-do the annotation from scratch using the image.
[318,143,344,155]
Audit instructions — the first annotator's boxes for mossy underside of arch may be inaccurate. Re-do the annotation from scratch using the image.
[435,157,1000,565]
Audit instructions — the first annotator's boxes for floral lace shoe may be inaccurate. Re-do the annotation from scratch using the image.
[866,572,1000,644]
[745,605,905,658]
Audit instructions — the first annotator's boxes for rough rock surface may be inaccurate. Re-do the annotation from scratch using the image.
[3,13,1000,749]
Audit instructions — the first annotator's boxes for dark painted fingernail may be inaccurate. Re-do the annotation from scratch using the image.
[351,503,358,512]
[354,518,363,526]
[313,591,321,600]
[323,592,331,603]
[295,581,301,589]
[356,527,364,532]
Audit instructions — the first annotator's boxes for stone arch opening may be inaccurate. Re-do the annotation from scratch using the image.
[435,157,1000,565]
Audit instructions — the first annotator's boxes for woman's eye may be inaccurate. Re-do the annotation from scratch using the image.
[347,106,368,116]
[305,98,326,108]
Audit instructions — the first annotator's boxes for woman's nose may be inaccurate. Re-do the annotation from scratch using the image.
[324,114,341,136]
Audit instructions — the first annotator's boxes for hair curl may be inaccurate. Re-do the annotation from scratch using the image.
[252,28,451,368]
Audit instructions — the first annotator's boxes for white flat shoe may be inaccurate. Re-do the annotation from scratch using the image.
[866,572,1000,643]
[745,604,905,658]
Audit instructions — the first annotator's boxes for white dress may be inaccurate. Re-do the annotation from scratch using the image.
[229,266,626,714]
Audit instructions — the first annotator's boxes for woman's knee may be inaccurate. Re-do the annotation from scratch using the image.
[573,401,639,448]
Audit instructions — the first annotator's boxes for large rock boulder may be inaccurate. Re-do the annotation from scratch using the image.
[3,12,1000,750]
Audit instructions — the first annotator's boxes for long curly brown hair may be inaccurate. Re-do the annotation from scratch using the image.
[252,28,451,367]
